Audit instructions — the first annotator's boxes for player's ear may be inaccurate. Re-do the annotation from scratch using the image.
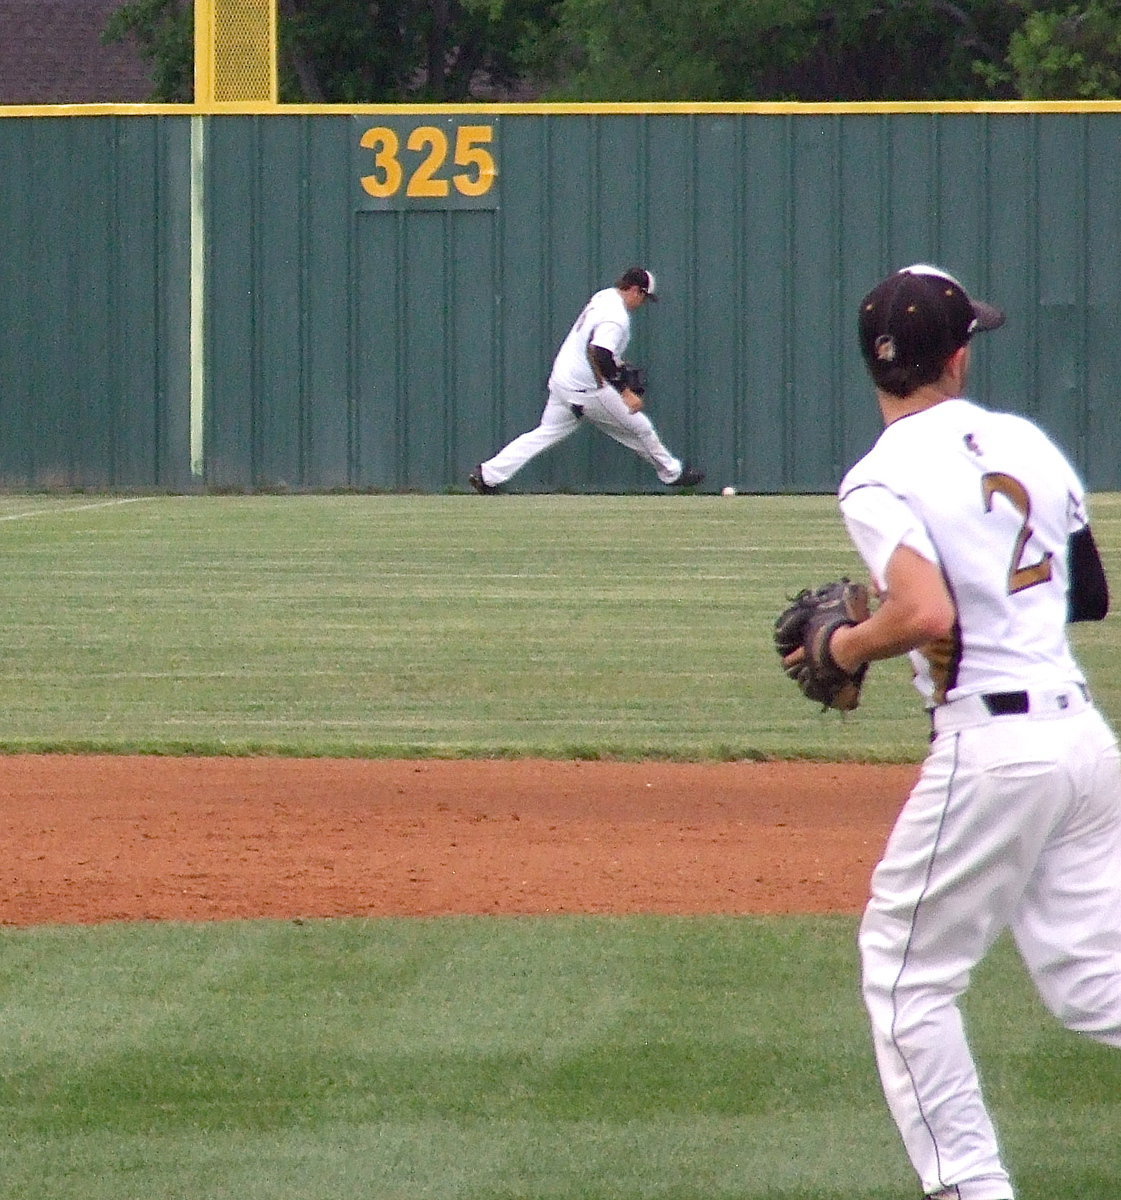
[944,343,971,392]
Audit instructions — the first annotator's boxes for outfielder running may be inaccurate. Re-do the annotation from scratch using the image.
[790,264,1121,1200]
[469,268,704,493]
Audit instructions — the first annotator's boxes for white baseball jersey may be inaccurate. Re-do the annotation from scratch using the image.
[838,397,1088,706]
[548,287,631,392]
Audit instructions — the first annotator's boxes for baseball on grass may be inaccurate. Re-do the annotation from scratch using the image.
[721,486,737,497]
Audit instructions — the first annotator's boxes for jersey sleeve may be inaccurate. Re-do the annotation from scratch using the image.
[1066,476,1090,534]
[839,481,940,589]
[1020,415,1088,534]
[587,319,627,358]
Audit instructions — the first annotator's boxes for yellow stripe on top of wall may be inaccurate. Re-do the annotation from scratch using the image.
[5,100,1121,118]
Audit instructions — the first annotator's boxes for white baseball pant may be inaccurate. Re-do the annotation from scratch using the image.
[481,383,683,485]
[860,688,1121,1200]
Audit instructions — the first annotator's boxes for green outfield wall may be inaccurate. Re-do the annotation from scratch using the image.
[2,104,1120,493]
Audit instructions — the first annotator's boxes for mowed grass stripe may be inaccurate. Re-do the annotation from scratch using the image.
[2,917,1119,1199]
[0,492,1118,759]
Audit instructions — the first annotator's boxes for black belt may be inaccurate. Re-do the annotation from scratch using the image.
[930,685,1089,742]
[982,691,1029,715]
[981,684,1089,716]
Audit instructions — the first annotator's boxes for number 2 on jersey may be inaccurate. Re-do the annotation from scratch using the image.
[981,472,1054,594]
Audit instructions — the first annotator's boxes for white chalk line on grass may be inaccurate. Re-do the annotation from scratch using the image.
[0,497,151,522]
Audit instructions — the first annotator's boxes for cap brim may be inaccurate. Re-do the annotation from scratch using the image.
[971,299,1005,332]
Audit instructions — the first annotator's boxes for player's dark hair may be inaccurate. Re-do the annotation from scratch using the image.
[867,354,955,398]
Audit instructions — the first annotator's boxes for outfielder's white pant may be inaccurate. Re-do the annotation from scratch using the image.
[480,383,684,486]
[860,688,1121,1200]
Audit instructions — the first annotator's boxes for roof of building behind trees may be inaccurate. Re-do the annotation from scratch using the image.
[0,0,152,104]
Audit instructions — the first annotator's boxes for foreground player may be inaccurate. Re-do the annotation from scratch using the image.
[828,264,1121,1200]
[469,267,704,493]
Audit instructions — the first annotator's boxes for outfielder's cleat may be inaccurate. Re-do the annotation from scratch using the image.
[669,465,705,488]
[469,466,499,495]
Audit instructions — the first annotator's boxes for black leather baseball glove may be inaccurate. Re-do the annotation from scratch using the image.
[774,578,871,711]
[618,363,647,396]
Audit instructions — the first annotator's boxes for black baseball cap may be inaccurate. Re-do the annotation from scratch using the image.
[618,266,658,300]
[858,264,1005,395]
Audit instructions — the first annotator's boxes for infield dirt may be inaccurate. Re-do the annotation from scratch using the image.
[0,756,919,925]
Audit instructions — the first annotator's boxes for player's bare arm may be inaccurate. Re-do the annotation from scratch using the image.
[829,545,955,674]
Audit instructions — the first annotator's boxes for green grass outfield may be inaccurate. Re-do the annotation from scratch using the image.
[2,490,1120,760]
[4,918,1120,1200]
[2,492,1120,1199]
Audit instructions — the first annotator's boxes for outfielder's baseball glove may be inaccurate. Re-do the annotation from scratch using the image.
[774,578,871,711]
[619,363,647,396]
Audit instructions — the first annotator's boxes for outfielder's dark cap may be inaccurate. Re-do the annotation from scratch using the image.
[619,266,658,300]
[858,264,1005,395]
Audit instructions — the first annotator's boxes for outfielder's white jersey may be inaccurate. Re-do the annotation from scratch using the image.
[548,286,630,392]
[839,397,1088,706]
